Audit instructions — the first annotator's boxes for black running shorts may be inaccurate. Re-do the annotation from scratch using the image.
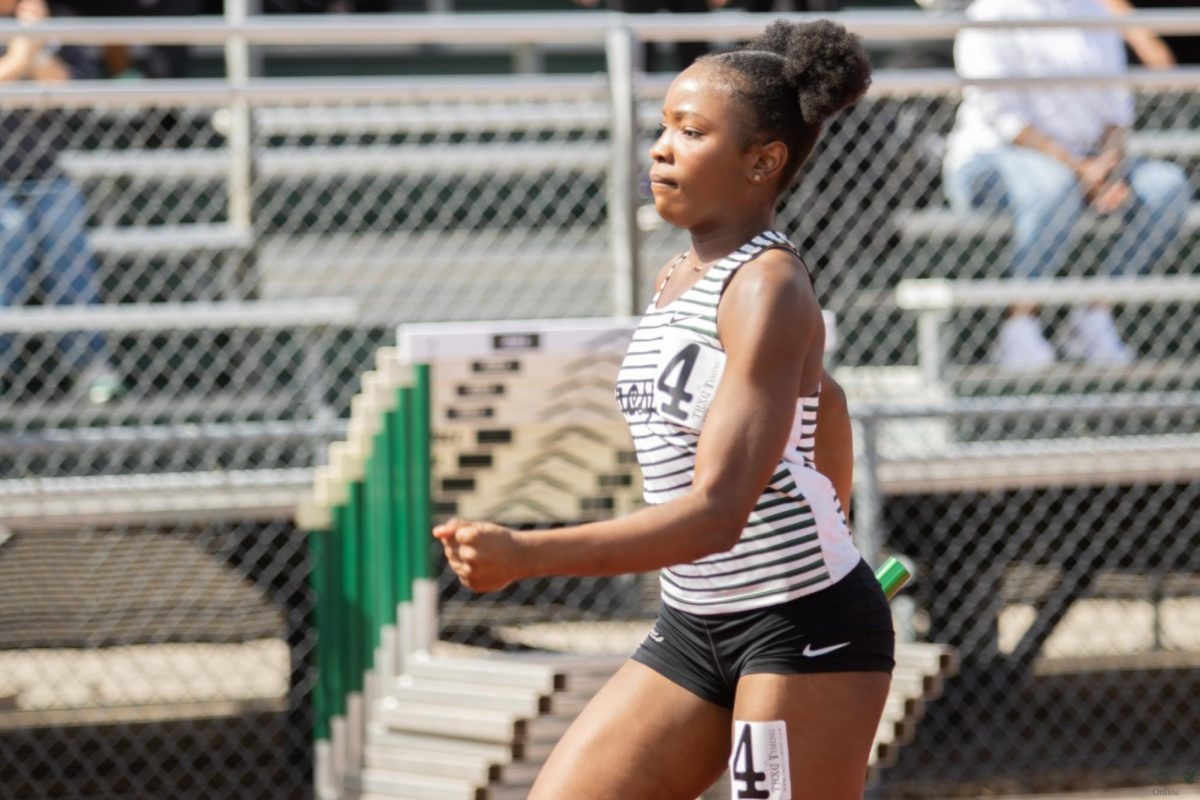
[631,558,895,709]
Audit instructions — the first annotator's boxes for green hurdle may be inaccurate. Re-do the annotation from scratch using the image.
[298,350,434,796]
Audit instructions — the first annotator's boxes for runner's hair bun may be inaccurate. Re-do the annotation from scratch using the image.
[750,19,872,126]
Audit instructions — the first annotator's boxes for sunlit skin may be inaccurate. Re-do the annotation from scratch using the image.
[0,0,70,83]
[648,62,789,268]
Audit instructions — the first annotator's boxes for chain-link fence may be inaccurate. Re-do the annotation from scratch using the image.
[2,8,1199,799]
[0,518,314,800]
[855,396,1200,796]
[6,82,1195,438]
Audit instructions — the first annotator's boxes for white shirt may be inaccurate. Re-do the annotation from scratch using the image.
[944,0,1135,172]
[615,231,861,615]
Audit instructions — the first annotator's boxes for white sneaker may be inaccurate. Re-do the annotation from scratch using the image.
[1064,307,1132,365]
[78,363,122,405]
[993,314,1056,369]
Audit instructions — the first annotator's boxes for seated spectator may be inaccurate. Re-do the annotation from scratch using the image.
[0,0,119,402]
[916,0,1174,68]
[942,0,1192,368]
[1103,0,1176,68]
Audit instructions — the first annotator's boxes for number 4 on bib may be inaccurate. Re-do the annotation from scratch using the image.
[730,720,791,800]
[657,343,699,420]
[654,332,725,431]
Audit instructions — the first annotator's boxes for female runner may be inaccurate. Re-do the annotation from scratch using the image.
[436,19,891,799]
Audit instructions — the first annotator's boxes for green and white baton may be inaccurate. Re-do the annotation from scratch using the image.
[875,556,912,601]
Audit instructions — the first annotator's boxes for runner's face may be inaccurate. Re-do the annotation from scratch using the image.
[648,63,753,230]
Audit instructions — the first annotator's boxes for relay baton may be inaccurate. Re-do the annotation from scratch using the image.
[875,556,912,601]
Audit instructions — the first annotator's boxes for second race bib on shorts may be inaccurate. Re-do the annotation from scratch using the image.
[654,329,725,431]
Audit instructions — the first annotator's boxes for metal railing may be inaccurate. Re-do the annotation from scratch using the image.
[3,11,1198,318]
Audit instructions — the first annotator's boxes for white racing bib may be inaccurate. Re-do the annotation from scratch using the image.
[730,720,791,800]
[653,328,725,432]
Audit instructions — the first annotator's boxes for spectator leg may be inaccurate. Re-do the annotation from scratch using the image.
[1108,158,1191,277]
[1006,153,1083,280]
[945,149,1084,281]
[0,186,38,382]
[30,178,109,374]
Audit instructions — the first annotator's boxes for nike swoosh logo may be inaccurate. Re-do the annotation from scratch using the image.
[802,641,851,657]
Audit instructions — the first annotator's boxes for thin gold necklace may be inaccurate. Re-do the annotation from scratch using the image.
[680,250,719,272]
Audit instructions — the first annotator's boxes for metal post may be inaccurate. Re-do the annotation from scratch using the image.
[409,364,437,655]
[302,328,335,424]
[308,529,337,800]
[327,503,349,792]
[224,0,254,237]
[853,413,883,569]
[605,23,640,317]
[390,376,416,673]
[342,481,365,778]
[513,43,544,74]
[916,309,948,389]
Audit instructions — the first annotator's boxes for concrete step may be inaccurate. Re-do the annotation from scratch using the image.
[492,759,542,786]
[375,701,523,744]
[404,655,560,693]
[894,641,959,676]
[521,714,574,747]
[365,726,515,764]
[390,678,546,716]
[540,689,593,716]
[500,652,625,694]
[346,768,483,800]
[361,744,497,785]
[883,693,922,726]
[484,782,539,800]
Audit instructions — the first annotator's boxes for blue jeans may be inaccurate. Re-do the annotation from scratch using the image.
[0,177,107,374]
[944,147,1191,279]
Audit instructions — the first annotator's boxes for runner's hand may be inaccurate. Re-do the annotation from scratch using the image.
[433,518,523,593]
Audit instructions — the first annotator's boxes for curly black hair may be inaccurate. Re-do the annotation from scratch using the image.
[702,19,872,188]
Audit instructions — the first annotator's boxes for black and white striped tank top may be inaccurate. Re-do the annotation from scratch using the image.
[615,230,861,615]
